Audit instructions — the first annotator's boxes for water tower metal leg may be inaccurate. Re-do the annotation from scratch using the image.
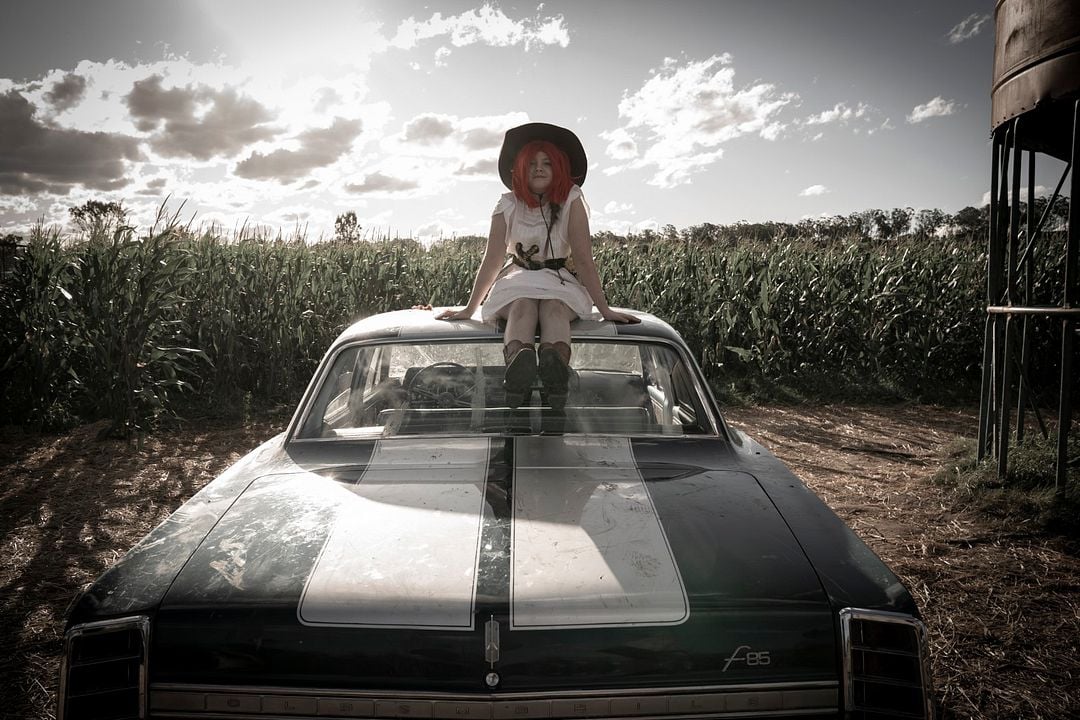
[998,119,1023,477]
[1017,150,1035,443]
[1058,100,1080,489]
[993,124,1014,459]
[978,132,1003,461]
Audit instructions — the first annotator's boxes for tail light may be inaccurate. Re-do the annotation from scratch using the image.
[840,608,933,719]
[59,616,149,720]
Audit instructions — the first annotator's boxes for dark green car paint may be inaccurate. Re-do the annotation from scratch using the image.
[65,433,905,693]
[63,310,920,702]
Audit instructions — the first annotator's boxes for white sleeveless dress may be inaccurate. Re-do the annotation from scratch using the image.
[480,184,594,324]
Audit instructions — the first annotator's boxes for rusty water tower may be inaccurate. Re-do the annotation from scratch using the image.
[979,0,1080,485]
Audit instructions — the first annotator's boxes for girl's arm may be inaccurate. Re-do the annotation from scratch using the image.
[566,198,639,323]
[436,213,509,320]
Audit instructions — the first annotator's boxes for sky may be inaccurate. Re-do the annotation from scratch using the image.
[0,0,1037,241]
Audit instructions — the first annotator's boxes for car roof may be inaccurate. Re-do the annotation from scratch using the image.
[332,308,684,346]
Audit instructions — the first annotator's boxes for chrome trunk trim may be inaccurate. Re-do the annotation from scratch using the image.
[148,681,839,719]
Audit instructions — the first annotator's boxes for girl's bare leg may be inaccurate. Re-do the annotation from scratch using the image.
[504,298,540,346]
[537,299,575,345]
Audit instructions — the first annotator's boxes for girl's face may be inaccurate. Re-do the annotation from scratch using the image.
[527,151,552,195]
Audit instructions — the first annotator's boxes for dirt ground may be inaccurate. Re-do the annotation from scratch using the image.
[1,405,1078,719]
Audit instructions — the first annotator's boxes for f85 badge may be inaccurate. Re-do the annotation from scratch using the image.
[722,644,771,672]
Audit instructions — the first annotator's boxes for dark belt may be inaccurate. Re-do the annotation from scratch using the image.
[510,255,567,271]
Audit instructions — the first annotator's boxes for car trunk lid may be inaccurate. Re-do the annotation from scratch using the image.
[154,436,836,691]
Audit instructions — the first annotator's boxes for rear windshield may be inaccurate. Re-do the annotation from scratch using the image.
[296,340,716,440]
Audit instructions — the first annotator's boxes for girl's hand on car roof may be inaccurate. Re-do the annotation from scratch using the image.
[435,306,476,321]
[601,308,640,324]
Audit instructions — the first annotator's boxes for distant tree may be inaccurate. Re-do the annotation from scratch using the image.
[0,232,25,277]
[386,237,422,252]
[683,223,722,245]
[1043,195,1070,232]
[735,221,785,243]
[952,205,989,240]
[914,209,947,239]
[334,211,361,242]
[851,209,882,237]
[592,230,624,247]
[634,228,659,244]
[69,200,127,236]
[824,214,861,241]
[886,207,914,238]
[1029,196,1052,229]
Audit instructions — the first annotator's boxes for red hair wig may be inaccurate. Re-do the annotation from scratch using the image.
[511,140,576,208]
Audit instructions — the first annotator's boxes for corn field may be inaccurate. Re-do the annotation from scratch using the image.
[0,218,1069,434]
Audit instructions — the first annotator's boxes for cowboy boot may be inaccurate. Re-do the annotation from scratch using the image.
[503,340,536,409]
[538,341,571,410]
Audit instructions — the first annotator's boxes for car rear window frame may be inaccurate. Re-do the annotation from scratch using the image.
[286,335,725,443]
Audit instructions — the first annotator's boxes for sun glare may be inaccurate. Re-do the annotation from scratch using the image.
[195,0,387,77]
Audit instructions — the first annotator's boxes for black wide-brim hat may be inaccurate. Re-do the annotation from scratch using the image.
[498,122,587,190]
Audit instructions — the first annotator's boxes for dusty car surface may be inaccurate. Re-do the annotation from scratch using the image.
[59,309,933,720]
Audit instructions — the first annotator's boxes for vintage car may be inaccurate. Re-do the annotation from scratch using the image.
[59,309,933,720]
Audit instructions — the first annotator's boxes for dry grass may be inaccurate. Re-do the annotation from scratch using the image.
[1,405,1077,719]
[722,404,1080,719]
[0,417,287,719]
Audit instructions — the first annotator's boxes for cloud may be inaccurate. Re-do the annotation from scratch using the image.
[345,171,420,195]
[980,185,1049,206]
[602,128,638,161]
[602,201,634,214]
[126,75,197,130]
[805,102,871,126]
[907,96,961,123]
[389,3,569,55]
[0,90,142,196]
[234,117,363,182]
[403,114,456,144]
[126,74,278,160]
[799,184,829,197]
[0,194,41,215]
[414,219,454,240]
[602,54,796,188]
[0,54,397,233]
[387,111,527,188]
[341,112,522,196]
[44,73,88,112]
[601,217,661,235]
[463,127,503,150]
[458,158,498,176]
[796,100,892,137]
[265,205,316,227]
[396,112,519,155]
[948,13,991,44]
[313,88,341,114]
[135,177,169,196]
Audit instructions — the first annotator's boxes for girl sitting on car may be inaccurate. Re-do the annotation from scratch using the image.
[436,122,638,409]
